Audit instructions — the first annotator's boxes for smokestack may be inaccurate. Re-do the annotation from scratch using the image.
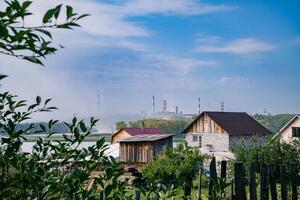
[152,96,155,114]
[175,106,179,115]
[221,101,224,112]
[198,97,201,114]
[97,93,100,116]
[163,99,167,113]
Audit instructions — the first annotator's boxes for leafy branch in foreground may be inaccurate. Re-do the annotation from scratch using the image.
[0,75,131,200]
[0,0,89,65]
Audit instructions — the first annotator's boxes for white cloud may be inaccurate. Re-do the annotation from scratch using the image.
[121,0,236,16]
[22,0,235,38]
[216,76,249,85]
[196,38,276,55]
[145,54,216,75]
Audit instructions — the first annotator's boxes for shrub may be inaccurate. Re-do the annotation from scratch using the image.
[141,143,209,197]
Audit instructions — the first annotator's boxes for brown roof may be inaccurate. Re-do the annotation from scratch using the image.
[183,111,272,136]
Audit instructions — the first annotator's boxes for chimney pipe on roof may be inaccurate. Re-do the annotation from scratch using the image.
[141,121,145,132]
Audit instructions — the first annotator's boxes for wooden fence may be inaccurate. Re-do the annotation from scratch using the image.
[134,157,299,200]
[207,157,299,200]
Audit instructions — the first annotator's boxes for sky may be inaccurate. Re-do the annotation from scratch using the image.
[0,0,300,121]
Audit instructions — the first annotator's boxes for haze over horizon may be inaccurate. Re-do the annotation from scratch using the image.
[0,0,299,121]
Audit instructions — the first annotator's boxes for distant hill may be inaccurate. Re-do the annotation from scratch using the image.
[117,118,193,136]
[252,114,295,133]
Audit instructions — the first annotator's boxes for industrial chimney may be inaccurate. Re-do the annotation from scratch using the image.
[221,101,224,112]
[163,99,167,113]
[152,96,155,114]
[198,97,201,114]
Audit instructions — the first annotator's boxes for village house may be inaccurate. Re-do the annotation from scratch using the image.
[111,127,164,144]
[273,114,300,143]
[183,111,272,152]
[119,134,174,168]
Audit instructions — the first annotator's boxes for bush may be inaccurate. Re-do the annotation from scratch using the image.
[141,143,209,197]
[232,137,300,175]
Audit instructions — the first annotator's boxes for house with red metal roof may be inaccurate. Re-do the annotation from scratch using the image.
[183,111,272,152]
[111,127,165,144]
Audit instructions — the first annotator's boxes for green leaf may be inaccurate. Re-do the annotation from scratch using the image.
[79,122,87,132]
[56,24,72,29]
[77,14,90,20]
[54,4,62,19]
[39,124,46,132]
[23,56,44,65]
[36,29,52,39]
[22,1,32,10]
[72,117,77,125]
[0,74,8,81]
[44,98,52,105]
[43,8,56,23]
[36,96,41,104]
[66,5,73,20]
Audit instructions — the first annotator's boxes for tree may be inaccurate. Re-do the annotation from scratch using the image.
[141,143,209,197]
[0,1,132,199]
[252,114,294,133]
[116,121,127,130]
[128,118,192,135]
[0,0,88,65]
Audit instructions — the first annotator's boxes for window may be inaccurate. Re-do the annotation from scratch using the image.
[192,135,198,142]
[292,127,300,137]
[199,136,202,148]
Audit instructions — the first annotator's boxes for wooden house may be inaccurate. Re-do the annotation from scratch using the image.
[183,111,272,151]
[119,134,173,167]
[111,127,164,144]
[273,114,300,143]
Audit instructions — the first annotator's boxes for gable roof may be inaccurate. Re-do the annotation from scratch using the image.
[183,111,272,136]
[278,114,300,133]
[272,114,300,140]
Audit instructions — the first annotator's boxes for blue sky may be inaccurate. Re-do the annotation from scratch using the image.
[0,0,300,120]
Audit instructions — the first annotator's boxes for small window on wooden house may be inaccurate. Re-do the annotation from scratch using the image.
[292,127,300,137]
[192,135,198,142]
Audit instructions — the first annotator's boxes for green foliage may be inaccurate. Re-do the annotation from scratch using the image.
[127,118,192,135]
[116,121,127,130]
[141,143,209,197]
[0,0,88,65]
[232,137,300,173]
[253,114,294,133]
[209,177,231,200]
[0,76,131,200]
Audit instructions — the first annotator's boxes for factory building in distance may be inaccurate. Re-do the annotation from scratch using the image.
[148,96,197,119]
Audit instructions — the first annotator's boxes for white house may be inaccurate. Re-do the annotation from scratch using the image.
[183,111,272,152]
[273,114,300,143]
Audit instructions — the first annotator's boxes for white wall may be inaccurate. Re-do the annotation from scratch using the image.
[186,133,229,152]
